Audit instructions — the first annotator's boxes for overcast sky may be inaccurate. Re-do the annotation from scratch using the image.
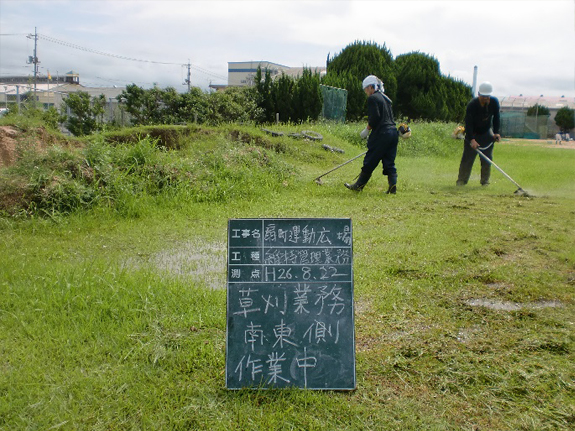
[1,0,574,98]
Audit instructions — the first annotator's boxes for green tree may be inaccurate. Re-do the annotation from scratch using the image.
[292,68,323,123]
[326,41,397,120]
[158,86,182,124]
[177,87,208,123]
[118,85,187,125]
[117,84,264,126]
[395,52,440,120]
[272,73,296,122]
[526,104,550,116]
[206,86,259,125]
[554,106,575,132]
[395,52,471,122]
[118,84,151,125]
[254,66,322,124]
[42,106,61,130]
[442,76,472,123]
[61,91,105,136]
[255,67,275,123]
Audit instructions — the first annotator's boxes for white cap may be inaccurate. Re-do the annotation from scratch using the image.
[478,81,493,96]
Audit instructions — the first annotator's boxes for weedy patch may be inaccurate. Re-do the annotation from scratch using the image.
[126,240,226,289]
[102,125,215,149]
[0,125,299,216]
[228,129,287,153]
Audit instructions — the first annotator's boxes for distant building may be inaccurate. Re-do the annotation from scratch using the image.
[500,95,574,112]
[1,70,80,85]
[0,71,124,110]
[499,95,575,138]
[209,61,326,91]
[228,61,289,87]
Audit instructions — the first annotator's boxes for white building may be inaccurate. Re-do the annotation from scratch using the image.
[217,61,326,90]
[0,71,124,111]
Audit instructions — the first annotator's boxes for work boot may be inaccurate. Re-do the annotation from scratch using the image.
[345,170,371,191]
[386,175,397,194]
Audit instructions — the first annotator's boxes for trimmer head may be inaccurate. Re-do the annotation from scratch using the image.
[314,178,323,185]
[514,188,532,197]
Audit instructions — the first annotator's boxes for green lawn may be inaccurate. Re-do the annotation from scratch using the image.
[1,124,574,430]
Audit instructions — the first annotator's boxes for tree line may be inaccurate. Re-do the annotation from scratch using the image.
[19,40,572,136]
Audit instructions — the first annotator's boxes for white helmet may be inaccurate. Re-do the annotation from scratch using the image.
[362,75,379,90]
[478,81,493,96]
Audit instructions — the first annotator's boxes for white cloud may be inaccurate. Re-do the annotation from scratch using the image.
[1,0,573,96]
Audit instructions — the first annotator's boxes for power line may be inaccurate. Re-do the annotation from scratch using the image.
[38,33,181,65]
[36,33,227,81]
[95,76,157,87]
[188,63,227,81]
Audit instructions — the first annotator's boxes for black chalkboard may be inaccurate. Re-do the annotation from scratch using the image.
[226,218,355,390]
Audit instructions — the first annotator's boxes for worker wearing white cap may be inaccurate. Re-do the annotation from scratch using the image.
[345,75,399,194]
[456,81,501,186]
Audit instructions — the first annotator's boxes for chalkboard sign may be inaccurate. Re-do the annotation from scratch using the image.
[226,218,355,390]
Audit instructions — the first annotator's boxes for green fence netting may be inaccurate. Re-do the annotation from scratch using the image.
[501,111,552,138]
[321,85,347,122]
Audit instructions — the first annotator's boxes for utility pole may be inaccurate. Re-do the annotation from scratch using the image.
[26,27,40,100]
[183,60,191,92]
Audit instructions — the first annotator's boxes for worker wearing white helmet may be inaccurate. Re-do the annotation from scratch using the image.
[345,75,399,194]
[456,81,501,186]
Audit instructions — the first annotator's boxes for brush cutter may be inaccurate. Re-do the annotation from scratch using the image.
[314,151,367,185]
[474,148,530,196]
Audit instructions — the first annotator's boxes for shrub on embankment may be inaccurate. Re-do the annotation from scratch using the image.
[0,121,462,218]
[0,125,296,217]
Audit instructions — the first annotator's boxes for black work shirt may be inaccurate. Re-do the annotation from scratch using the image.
[465,96,501,140]
[367,91,396,132]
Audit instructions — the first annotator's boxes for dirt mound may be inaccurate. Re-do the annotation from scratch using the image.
[0,126,76,167]
[0,126,19,167]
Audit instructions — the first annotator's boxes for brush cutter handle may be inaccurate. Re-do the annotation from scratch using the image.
[314,151,367,181]
[474,148,524,190]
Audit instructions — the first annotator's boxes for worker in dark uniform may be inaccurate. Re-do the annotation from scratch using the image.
[456,81,501,186]
[345,75,399,194]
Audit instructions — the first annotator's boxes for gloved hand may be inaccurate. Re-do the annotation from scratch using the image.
[360,128,369,139]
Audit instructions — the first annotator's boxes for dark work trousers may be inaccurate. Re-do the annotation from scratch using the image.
[362,127,399,184]
[457,130,495,185]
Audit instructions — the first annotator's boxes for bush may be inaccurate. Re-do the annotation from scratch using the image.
[61,92,106,136]
[0,126,295,217]
[555,106,574,132]
[526,104,550,116]
[255,67,323,124]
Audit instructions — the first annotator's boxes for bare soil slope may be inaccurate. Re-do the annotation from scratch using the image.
[0,125,77,167]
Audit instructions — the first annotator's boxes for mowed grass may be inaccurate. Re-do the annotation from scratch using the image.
[0,123,574,430]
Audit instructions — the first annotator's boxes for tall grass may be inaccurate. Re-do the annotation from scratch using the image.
[0,125,296,217]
